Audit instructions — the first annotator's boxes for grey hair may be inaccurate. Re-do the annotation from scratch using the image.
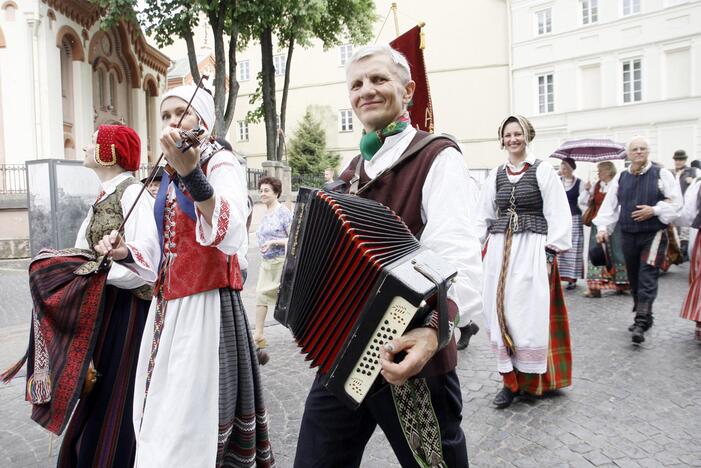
[345,44,412,84]
[627,135,650,150]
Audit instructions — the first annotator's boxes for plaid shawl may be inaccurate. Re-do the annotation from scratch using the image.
[1,248,108,435]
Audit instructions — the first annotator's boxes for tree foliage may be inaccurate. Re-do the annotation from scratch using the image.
[241,0,376,161]
[90,0,240,137]
[287,108,340,174]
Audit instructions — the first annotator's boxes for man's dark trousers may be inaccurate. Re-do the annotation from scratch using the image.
[620,230,663,326]
[293,370,468,467]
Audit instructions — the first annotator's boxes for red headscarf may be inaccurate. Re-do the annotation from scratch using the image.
[94,125,141,171]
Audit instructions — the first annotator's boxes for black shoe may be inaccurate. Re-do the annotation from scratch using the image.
[631,326,645,344]
[492,387,516,409]
[566,281,577,290]
[256,348,270,366]
[456,322,480,350]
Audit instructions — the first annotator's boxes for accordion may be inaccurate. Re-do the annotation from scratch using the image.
[274,188,457,408]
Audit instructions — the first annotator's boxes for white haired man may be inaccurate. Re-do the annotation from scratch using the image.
[293,44,483,467]
[594,136,682,344]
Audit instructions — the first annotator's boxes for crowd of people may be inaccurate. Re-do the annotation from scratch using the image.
[3,43,699,468]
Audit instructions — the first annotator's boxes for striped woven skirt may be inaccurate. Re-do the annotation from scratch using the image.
[559,214,584,282]
[680,235,701,342]
[503,260,572,395]
[58,286,149,468]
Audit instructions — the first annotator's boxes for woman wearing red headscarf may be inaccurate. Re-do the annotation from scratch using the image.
[57,125,160,467]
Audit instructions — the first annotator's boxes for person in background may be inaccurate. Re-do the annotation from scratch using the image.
[594,136,683,344]
[141,166,164,198]
[324,167,335,184]
[253,176,292,355]
[579,161,629,297]
[679,177,701,341]
[558,157,584,290]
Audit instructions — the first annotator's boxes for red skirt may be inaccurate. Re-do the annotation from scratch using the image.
[680,235,701,323]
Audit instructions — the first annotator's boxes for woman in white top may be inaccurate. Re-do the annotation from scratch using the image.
[476,115,573,409]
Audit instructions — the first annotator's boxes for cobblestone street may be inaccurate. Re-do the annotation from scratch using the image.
[1,253,700,467]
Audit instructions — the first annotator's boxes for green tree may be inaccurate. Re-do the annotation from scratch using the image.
[242,0,375,161]
[92,0,240,137]
[287,109,340,174]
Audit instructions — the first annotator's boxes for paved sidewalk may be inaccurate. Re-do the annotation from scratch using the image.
[1,254,700,467]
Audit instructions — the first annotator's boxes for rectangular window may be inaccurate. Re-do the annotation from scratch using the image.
[535,9,552,35]
[582,0,598,24]
[339,109,353,132]
[622,58,642,103]
[273,54,286,76]
[237,121,249,142]
[537,73,554,113]
[622,0,640,16]
[238,60,250,81]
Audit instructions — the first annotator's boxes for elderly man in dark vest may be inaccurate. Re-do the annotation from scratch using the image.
[293,44,483,467]
[594,136,682,344]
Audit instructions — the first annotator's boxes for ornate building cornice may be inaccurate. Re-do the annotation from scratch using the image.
[42,0,170,77]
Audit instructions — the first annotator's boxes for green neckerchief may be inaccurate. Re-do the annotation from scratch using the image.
[359,117,410,161]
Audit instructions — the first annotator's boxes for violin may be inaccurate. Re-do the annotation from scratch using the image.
[164,125,207,176]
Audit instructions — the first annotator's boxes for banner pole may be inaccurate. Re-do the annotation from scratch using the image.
[391,2,400,36]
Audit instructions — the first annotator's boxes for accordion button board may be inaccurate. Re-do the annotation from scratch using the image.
[344,295,415,404]
[274,187,458,409]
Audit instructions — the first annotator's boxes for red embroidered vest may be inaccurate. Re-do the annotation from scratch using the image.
[159,196,243,300]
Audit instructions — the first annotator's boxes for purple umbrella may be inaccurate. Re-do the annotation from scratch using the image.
[550,138,627,162]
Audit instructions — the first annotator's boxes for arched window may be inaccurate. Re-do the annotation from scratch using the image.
[98,69,105,107]
[60,38,74,125]
[2,1,17,22]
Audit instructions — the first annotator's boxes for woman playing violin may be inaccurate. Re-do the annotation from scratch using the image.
[96,85,274,467]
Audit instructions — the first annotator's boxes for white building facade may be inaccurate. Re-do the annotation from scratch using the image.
[510,0,701,173]
[0,0,170,257]
[0,0,170,167]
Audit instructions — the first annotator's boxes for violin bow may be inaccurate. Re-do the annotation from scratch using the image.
[97,75,210,271]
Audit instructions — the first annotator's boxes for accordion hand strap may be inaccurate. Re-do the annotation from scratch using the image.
[413,262,451,350]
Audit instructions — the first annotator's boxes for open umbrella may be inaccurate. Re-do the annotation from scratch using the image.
[550,138,627,162]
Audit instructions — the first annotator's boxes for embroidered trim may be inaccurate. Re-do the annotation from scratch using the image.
[212,198,230,246]
[94,143,118,166]
[128,243,152,270]
[209,162,236,173]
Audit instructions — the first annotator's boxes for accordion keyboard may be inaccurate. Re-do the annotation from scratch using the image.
[344,295,416,404]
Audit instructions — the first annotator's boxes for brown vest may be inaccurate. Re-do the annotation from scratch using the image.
[339,130,461,377]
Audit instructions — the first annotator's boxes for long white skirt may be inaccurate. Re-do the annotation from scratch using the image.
[133,290,221,468]
[482,232,550,374]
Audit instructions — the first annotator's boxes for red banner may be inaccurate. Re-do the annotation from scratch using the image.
[390,25,434,133]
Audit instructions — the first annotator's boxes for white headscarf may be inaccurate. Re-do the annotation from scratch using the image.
[161,85,216,133]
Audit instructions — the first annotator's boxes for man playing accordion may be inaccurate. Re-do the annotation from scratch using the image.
[293,44,483,467]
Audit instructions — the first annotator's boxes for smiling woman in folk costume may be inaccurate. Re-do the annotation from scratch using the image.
[475,115,573,409]
[96,85,274,467]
